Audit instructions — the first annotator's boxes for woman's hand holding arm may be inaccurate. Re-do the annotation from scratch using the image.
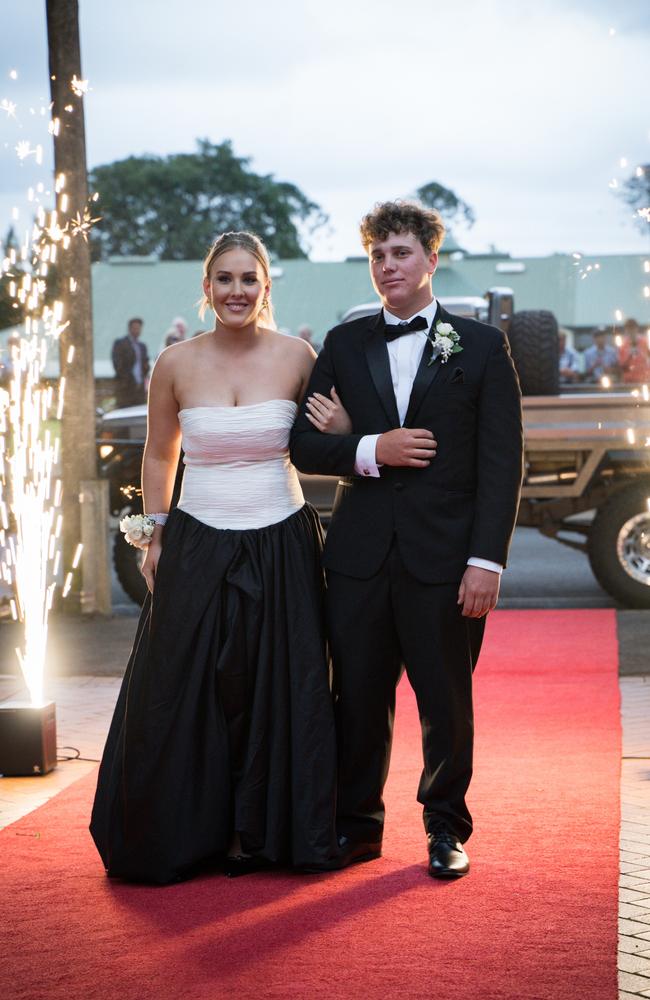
[305,387,352,435]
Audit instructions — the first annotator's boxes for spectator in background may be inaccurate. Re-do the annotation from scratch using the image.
[583,328,618,383]
[111,317,150,408]
[298,324,319,354]
[163,328,181,348]
[618,318,650,385]
[558,329,581,385]
[171,316,188,340]
[160,316,189,352]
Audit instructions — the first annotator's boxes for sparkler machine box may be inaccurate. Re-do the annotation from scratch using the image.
[0,701,57,776]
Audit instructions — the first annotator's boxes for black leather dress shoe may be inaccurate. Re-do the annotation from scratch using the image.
[427,827,469,879]
[299,836,382,873]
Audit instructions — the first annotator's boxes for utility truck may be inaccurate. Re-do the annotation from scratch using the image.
[97,290,650,608]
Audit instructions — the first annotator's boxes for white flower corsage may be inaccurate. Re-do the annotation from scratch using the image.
[427,320,463,366]
[119,513,156,549]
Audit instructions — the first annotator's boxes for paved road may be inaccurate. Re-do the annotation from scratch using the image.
[109,524,613,613]
[3,525,646,681]
[498,526,614,609]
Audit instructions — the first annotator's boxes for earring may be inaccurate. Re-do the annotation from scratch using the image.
[261,296,269,309]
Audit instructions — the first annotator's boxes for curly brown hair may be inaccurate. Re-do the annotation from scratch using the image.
[359,200,445,254]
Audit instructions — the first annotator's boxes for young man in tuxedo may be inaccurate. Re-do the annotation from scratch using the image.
[290,201,523,879]
[111,317,150,408]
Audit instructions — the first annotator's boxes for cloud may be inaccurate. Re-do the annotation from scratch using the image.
[557,0,650,34]
[1,0,649,260]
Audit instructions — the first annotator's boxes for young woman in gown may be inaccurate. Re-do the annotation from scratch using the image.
[90,232,348,883]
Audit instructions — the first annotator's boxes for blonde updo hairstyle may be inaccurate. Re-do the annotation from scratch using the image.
[199,231,276,329]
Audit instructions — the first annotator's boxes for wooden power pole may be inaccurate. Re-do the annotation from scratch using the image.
[46,0,110,614]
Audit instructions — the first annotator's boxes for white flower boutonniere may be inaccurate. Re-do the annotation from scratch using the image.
[427,320,463,366]
[119,513,156,549]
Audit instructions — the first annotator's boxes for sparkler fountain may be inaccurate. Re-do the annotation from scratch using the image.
[0,10,101,774]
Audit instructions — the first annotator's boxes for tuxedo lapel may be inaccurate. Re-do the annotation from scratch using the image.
[364,314,400,428]
[403,302,446,427]
[403,341,441,427]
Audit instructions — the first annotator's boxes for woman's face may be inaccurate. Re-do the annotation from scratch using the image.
[203,248,270,328]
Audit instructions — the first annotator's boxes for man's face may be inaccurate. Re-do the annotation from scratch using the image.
[128,321,143,339]
[594,334,606,350]
[368,231,437,318]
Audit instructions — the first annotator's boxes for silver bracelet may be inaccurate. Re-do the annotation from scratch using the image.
[147,512,168,525]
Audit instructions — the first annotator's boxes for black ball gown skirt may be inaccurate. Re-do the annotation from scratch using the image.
[90,504,337,884]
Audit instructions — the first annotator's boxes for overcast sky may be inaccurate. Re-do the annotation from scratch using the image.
[1,0,649,260]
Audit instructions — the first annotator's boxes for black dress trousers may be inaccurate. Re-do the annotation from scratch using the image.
[326,539,485,845]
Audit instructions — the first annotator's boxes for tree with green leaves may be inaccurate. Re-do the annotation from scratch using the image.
[89,140,327,261]
[415,181,475,230]
[617,165,650,234]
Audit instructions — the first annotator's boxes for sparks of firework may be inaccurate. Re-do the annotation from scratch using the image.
[70,75,88,97]
[571,253,601,281]
[1,320,65,705]
[0,80,97,706]
[15,140,43,164]
[69,207,101,242]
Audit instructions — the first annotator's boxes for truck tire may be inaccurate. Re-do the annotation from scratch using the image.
[507,310,559,396]
[113,529,148,606]
[587,482,650,608]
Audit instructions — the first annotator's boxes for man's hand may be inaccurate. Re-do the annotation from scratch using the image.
[375,428,437,468]
[457,566,500,618]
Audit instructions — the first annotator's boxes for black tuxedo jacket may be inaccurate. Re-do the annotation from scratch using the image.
[289,305,523,584]
[111,336,150,384]
[111,335,150,407]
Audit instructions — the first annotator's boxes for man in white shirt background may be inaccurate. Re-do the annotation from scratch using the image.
[291,201,523,879]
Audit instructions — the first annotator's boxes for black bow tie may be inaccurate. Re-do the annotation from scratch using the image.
[383,315,429,342]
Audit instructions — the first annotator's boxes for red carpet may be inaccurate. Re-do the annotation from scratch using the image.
[0,610,620,1000]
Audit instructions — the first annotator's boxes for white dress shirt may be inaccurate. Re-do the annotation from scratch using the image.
[130,334,144,385]
[353,299,502,576]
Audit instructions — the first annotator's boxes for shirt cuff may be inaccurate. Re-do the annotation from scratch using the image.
[354,434,381,477]
[467,557,503,575]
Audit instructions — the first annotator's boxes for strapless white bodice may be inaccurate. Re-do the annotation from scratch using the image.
[176,399,304,529]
